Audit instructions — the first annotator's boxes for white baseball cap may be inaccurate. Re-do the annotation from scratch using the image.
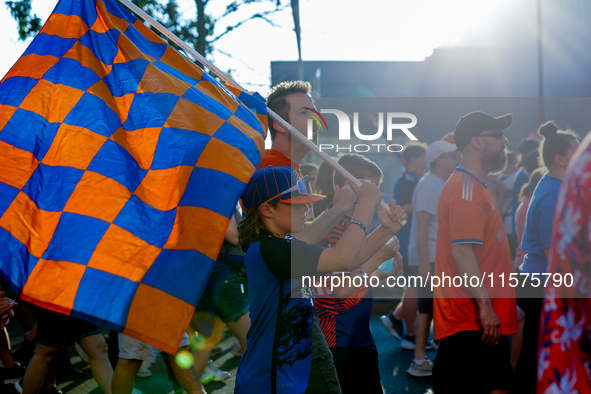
[425,140,457,164]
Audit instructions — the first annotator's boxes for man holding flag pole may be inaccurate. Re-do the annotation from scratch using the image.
[111,4,407,393]
[251,81,408,393]
[0,0,406,392]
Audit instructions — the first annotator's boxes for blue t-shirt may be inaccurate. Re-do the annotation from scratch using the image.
[236,229,325,394]
[511,168,529,235]
[521,175,561,274]
[393,171,419,260]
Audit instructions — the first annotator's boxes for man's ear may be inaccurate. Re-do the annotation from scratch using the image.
[470,136,485,151]
[259,203,275,219]
[273,120,288,135]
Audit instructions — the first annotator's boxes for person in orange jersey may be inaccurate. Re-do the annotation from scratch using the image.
[432,112,518,394]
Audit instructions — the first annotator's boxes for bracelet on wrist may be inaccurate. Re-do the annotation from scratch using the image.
[349,220,368,237]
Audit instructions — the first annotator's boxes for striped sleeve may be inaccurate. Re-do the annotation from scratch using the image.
[448,185,486,247]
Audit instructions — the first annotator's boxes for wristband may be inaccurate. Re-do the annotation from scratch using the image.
[356,268,364,276]
[349,220,368,237]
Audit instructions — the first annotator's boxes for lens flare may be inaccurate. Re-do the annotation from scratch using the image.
[175,350,194,369]
[189,332,206,351]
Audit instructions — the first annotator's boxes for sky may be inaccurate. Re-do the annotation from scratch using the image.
[0,0,516,93]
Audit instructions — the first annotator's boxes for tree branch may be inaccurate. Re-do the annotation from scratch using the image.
[210,4,286,43]
[214,0,280,23]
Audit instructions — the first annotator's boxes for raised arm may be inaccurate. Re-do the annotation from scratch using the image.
[294,185,356,245]
[316,181,382,272]
[351,200,407,269]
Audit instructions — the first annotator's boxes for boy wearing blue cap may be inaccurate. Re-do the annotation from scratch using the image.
[235,166,405,394]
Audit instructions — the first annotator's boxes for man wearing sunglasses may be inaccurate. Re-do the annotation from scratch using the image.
[432,111,518,394]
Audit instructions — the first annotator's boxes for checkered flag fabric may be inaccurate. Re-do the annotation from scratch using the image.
[0,0,266,353]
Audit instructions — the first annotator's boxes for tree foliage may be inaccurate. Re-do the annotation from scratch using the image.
[5,0,41,40]
[5,0,286,57]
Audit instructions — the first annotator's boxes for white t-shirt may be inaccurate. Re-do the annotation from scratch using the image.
[408,172,446,266]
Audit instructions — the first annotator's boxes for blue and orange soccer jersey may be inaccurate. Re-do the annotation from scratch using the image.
[315,215,374,349]
[433,168,518,340]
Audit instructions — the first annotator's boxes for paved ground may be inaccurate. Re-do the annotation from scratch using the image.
[5,307,434,393]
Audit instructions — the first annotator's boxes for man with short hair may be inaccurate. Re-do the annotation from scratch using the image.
[406,140,460,377]
[259,81,356,245]
[432,112,518,394]
[258,81,354,394]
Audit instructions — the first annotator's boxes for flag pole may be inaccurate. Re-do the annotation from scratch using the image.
[116,0,406,226]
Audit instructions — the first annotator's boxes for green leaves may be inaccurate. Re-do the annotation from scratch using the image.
[5,0,42,40]
[5,0,285,59]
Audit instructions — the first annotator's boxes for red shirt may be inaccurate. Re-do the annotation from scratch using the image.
[434,168,518,340]
[537,132,591,394]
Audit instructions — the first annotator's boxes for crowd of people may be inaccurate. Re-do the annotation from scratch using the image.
[1,80,590,394]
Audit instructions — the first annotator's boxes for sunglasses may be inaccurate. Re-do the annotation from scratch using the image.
[263,175,313,204]
[478,130,505,140]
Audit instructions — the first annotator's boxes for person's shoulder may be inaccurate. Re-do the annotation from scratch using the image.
[406,171,419,183]
[414,173,436,194]
[456,168,491,198]
[399,171,417,184]
[257,149,289,169]
[423,172,445,186]
[261,232,315,251]
[258,231,293,265]
[536,176,561,205]
[429,177,447,198]
[505,171,519,184]
[515,169,529,184]
[258,230,287,247]
[440,171,462,195]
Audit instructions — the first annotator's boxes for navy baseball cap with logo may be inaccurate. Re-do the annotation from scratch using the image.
[241,166,326,208]
[454,111,513,151]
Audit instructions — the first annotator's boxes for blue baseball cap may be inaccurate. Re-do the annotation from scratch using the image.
[241,166,326,208]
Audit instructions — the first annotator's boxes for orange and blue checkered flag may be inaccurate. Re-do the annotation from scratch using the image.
[0,0,266,353]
